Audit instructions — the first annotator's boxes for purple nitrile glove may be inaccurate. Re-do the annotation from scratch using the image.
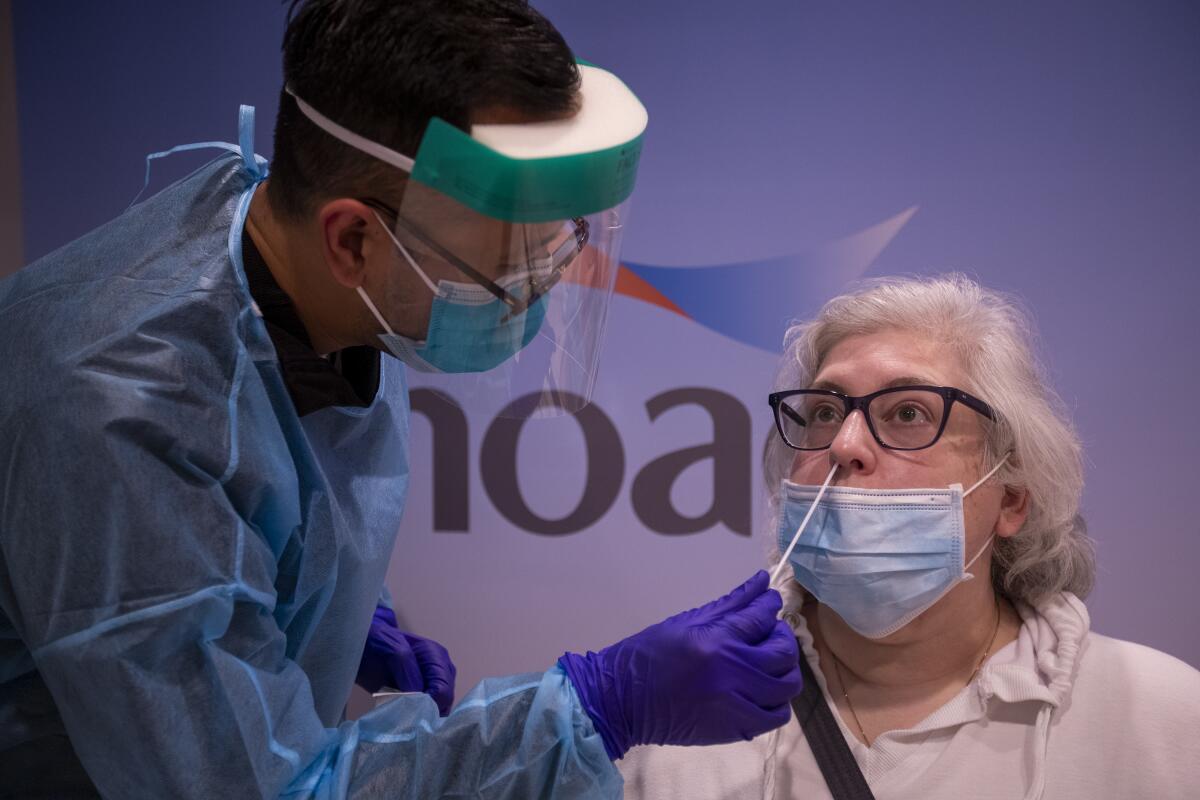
[356,604,457,716]
[558,570,801,760]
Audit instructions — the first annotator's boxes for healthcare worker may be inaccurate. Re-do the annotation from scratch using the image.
[0,1,801,798]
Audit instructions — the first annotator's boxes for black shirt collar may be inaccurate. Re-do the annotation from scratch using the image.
[241,231,381,416]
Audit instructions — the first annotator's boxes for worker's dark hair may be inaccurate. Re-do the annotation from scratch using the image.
[269,0,580,220]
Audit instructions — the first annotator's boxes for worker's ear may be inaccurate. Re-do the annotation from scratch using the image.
[319,199,386,289]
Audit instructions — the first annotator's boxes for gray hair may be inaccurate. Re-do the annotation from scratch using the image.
[765,274,1095,610]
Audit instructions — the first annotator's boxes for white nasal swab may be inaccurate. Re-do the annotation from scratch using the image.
[769,462,839,585]
[762,460,838,800]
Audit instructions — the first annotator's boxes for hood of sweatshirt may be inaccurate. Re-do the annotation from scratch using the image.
[776,577,1089,800]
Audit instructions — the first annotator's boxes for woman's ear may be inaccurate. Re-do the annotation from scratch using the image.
[995,485,1030,539]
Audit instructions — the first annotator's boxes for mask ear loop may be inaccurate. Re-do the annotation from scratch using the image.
[961,452,1012,577]
[356,285,398,338]
[357,211,443,338]
[964,452,1010,498]
[371,211,439,294]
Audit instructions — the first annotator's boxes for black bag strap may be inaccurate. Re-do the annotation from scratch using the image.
[791,643,876,800]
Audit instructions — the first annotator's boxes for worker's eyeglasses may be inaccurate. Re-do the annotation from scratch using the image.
[362,198,588,318]
[768,385,996,451]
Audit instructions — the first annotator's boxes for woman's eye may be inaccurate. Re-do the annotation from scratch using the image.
[812,405,841,424]
[895,404,929,423]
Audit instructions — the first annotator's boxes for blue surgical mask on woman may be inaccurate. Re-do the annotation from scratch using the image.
[776,456,1009,639]
[356,211,546,374]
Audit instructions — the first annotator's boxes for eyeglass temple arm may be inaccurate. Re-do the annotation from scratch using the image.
[953,389,996,421]
[362,197,516,307]
[781,404,807,428]
[770,396,808,428]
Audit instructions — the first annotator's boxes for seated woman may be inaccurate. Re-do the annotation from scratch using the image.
[619,275,1199,799]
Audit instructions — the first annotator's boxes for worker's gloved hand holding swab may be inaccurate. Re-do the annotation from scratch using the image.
[558,571,802,760]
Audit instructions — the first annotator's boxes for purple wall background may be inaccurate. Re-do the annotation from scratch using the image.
[12,1,1199,697]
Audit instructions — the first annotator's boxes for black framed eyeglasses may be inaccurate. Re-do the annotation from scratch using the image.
[362,198,589,317]
[768,385,996,451]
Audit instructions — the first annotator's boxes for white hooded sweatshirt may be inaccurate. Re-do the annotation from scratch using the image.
[619,592,1200,799]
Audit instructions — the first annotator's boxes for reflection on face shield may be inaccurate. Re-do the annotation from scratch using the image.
[357,209,551,374]
[365,198,587,319]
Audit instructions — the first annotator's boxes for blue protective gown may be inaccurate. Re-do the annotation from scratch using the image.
[0,142,619,797]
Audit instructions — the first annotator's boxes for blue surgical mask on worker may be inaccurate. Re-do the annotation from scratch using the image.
[776,456,1009,639]
[357,211,546,373]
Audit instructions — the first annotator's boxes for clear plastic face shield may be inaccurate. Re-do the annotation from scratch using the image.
[288,63,646,418]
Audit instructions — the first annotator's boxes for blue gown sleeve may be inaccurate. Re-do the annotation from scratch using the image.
[1,392,620,799]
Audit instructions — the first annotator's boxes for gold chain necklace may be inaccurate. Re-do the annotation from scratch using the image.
[827,599,1002,747]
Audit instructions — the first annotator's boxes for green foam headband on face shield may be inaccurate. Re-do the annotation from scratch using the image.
[286,62,648,223]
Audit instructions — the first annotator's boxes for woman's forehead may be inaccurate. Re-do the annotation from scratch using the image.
[813,330,965,391]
